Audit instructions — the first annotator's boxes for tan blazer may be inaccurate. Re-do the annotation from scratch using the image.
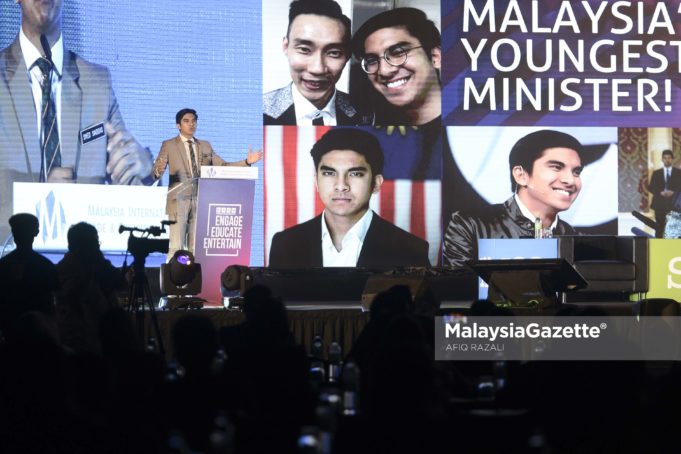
[152,135,246,218]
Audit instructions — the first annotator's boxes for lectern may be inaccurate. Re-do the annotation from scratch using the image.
[192,166,258,305]
[468,258,587,309]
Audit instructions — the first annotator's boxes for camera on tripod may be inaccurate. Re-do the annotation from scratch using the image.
[118,221,175,356]
[119,222,172,259]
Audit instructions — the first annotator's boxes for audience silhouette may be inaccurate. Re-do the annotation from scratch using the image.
[0,215,675,452]
[220,285,314,454]
[0,213,59,339]
[56,222,123,354]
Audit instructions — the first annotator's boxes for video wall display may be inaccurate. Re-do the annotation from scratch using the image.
[2,0,678,267]
[0,0,263,257]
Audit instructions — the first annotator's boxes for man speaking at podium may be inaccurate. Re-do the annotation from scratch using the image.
[151,108,262,260]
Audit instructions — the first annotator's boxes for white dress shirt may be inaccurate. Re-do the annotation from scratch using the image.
[515,193,559,231]
[291,83,338,126]
[19,28,64,143]
[321,209,373,267]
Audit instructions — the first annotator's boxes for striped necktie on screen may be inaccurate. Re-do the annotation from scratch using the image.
[35,57,61,181]
[188,139,199,177]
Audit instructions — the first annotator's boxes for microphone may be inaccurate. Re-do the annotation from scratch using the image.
[631,210,657,230]
[39,34,52,63]
[161,220,177,226]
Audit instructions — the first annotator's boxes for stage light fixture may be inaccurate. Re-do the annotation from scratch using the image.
[160,250,204,309]
[221,265,253,294]
[219,265,253,309]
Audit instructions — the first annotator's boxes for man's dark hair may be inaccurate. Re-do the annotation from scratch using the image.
[176,108,197,125]
[310,128,384,175]
[287,0,351,47]
[662,149,674,159]
[67,222,100,255]
[9,213,39,236]
[9,213,39,247]
[509,130,585,192]
[352,7,441,58]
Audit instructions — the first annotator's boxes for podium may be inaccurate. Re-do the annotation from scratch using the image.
[477,238,559,299]
[469,258,587,309]
[192,166,257,305]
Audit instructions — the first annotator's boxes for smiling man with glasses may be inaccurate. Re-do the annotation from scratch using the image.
[352,7,441,126]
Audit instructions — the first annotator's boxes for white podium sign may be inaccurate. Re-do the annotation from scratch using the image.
[200,166,258,179]
[13,182,168,252]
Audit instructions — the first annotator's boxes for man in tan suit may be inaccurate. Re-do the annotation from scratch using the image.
[151,108,262,259]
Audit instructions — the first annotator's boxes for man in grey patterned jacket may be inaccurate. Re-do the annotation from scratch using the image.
[263,0,369,126]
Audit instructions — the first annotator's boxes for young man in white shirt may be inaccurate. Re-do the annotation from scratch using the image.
[269,128,429,268]
[263,0,369,126]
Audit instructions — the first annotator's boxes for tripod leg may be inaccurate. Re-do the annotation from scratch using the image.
[127,281,146,348]
[143,277,166,357]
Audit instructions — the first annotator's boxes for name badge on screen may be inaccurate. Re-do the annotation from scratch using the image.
[80,122,106,145]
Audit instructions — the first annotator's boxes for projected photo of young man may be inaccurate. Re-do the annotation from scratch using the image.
[352,7,441,126]
[268,128,430,268]
[263,0,369,125]
[444,130,585,267]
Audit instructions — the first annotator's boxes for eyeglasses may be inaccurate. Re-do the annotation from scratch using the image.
[360,45,423,74]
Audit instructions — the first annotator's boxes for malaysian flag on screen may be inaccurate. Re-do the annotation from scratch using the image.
[264,126,442,266]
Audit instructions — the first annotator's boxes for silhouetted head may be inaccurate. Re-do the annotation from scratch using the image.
[370,285,412,322]
[66,222,101,260]
[242,285,291,342]
[9,212,39,249]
